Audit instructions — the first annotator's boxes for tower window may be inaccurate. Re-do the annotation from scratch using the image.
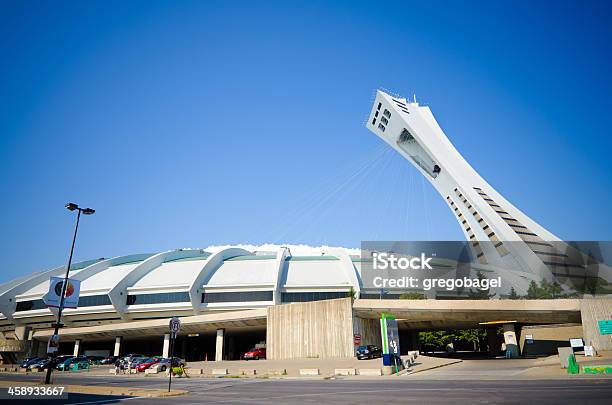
[378,123,386,132]
[372,118,376,125]
[383,109,391,118]
[377,102,382,110]
[381,117,388,125]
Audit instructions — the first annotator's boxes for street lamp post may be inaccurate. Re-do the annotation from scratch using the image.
[44,203,95,385]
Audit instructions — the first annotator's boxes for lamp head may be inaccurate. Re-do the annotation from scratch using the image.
[65,203,78,211]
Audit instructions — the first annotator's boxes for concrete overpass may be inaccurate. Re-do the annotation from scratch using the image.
[32,309,267,342]
[353,299,583,330]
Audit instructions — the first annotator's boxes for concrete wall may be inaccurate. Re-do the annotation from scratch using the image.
[519,323,583,356]
[580,299,612,351]
[267,298,354,359]
[353,316,381,348]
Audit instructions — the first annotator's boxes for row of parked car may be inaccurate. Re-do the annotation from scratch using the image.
[19,354,186,373]
[113,354,185,372]
[20,356,93,371]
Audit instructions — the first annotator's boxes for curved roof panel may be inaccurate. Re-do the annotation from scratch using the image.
[131,258,208,289]
[206,257,277,287]
[283,257,350,287]
[17,269,86,299]
[79,263,141,292]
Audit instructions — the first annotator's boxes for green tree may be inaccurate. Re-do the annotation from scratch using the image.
[539,279,554,298]
[508,287,520,299]
[527,280,540,299]
[549,281,563,298]
[526,279,565,299]
[468,271,495,300]
[419,331,453,354]
[458,329,487,351]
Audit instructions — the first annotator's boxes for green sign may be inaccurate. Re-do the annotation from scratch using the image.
[380,313,400,355]
[598,320,612,335]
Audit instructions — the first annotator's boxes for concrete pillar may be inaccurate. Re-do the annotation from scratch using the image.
[487,329,500,356]
[163,334,171,358]
[29,339,39,358]
[26,330,36,357]
[114,337,122,357]
[14,326,31,341]
[215,329,224,361]
[580,299,612,351]
[36,340,47,358]
[73,339,81,357]
[502,323,519,358]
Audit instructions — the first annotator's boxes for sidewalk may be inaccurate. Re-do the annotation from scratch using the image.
[521,350,612,378]
[125,355,460,378]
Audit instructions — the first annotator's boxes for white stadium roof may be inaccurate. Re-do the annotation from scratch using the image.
[0,245,362,325]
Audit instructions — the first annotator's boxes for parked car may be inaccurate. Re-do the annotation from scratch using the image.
[100,356,118,365]
[86,355,105,364]
[123,354,145,366]
[28,358,52,371]
[129,357,148,368]
[355,345,383,360]
[156,357,185,371]
[136,357,161,372]
[28,355,73,371]
[71,359,90,370]
[57,356,88,371]
[44,355,74,370]
[20,357,41,369]
[243,347,266,360]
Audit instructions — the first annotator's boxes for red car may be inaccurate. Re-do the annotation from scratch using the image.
[243,347,266,360]
[136,357,161,372]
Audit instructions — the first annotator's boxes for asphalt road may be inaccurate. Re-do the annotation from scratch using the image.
[1,373,611,404]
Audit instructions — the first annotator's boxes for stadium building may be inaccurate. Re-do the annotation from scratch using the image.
[1,91,610,362]
[1,247,609,363]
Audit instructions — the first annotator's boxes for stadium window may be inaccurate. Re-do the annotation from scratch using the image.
[15,299,46,312]
[201,291,273,303]
[359,293,402,299]
[515,231,538,237]
[281,291,347,303]
[126,292,190,305]
[78,295,112,307]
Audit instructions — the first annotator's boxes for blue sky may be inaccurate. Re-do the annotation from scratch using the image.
[1,1,611,283]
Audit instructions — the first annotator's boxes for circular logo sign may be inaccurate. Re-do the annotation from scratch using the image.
[54,280,75,297]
